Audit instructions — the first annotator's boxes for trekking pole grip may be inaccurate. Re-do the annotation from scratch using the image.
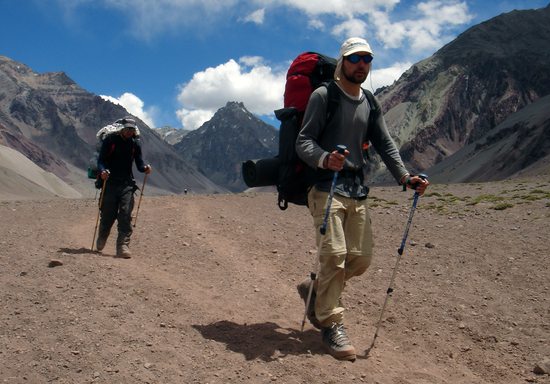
[397,173,428,254]
[335,144,347,155]
[403,172,429,192]
[413,173,429,190]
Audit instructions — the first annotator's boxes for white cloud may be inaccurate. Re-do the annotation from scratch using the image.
[239,56,264,66]
[331,18,368,39]
[100,92,157,128]
[258,0,400,18]
[62,0,472,57]
[63,0,469,52]
[258,0,472,55]
[370,1,473,53]
[369,61,413,92]
[176,57,286,130]
[175,108,216,131]
[59,0,241,40]
[242,8,265,24]
[307,17,325,30]
[417,0,472,24]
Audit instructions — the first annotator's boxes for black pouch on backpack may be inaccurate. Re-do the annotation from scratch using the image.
[274,107,313,210]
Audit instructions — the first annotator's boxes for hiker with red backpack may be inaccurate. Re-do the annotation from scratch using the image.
[295,37,429,361]
[95,117,152,258]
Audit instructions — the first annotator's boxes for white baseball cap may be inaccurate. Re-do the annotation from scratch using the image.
[339,37,374,57]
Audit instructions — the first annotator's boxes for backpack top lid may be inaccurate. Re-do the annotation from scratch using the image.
[283,52,337,112]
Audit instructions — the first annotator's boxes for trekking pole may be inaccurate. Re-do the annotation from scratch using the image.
[91,177,108,251]
[133,173,148,228]
[365,173,428,355]
[301,144,347,332]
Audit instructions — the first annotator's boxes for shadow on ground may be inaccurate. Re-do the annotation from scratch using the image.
[58,247,96,255]
[193,320,324,361]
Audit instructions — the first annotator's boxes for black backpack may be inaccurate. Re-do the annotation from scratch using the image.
[241,52,377,210]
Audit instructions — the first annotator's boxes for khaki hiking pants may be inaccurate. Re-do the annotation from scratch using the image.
[308,186,374,327]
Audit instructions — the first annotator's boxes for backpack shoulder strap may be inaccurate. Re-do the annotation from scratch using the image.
[362,88,378,119]
[325,80,340,123]
[361,88,379,158]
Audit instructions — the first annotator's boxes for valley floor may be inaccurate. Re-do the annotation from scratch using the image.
[1,180,549,383]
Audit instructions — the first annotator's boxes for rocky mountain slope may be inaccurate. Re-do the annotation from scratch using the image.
[174,102,278,192]
[0,144,81,200]
[427,94,550,183]
[374,5,550,181]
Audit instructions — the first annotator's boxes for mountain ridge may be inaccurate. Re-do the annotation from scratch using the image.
[374,6,550,182]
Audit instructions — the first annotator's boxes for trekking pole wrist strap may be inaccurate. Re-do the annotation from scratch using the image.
[323,154,330,169]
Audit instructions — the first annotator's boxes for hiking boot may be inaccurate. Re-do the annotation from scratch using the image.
[96,234,108,251]
[297,279,321,329]
[321,323,356,361]
[116,245,132,259]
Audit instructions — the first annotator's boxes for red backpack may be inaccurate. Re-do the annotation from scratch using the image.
[275,52,337,209]
[284,52,337,113]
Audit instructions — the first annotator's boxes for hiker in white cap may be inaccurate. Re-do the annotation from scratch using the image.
[296,37,429,361]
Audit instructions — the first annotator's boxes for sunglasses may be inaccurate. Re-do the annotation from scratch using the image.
[345,54,373,64]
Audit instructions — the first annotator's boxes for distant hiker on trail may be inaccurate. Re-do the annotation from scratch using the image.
[96,117,152,258]
[295,37,429,361]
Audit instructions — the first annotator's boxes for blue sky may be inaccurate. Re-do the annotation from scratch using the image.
[1,0,547,130]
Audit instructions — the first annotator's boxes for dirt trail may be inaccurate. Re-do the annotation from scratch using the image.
[1,181,549,383]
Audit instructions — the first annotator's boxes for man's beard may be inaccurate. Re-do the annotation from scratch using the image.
[343,70,367,85]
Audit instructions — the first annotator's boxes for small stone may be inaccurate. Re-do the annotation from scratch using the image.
[533,358,550,375]
[48,260,63,268]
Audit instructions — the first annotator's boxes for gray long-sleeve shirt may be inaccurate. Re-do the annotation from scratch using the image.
[296,82,408,197]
